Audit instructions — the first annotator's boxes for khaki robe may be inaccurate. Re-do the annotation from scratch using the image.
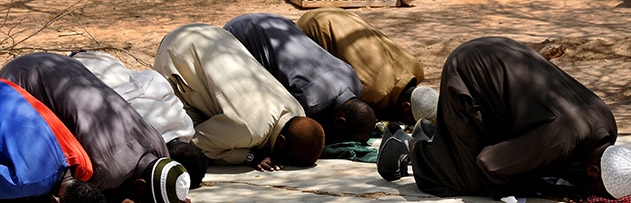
[297,7,425,120]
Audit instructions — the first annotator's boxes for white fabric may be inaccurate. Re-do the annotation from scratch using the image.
[73,51,195,143]
[411,86,439,121]
[601,145,631,199]
[175,173,190,201]
[500,196,526,203]
[500,196,518,203]
[153,24,305,164]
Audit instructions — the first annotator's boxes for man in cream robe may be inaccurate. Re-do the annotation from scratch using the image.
[153,24,309,166]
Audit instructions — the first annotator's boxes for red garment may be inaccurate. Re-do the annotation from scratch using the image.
[588,195,631,203]
[0,78,93,182]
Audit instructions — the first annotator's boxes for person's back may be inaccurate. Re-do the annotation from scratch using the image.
[0,78,100,202]
[224,13,375,143]
[154,24,324,170]
[71,51,208,189]
[0,53,178,202]
[297,7,425,124]
[410,37,618,198]
[72,51,196,143]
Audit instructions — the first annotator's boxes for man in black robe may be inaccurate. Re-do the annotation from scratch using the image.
[378,37,624,201]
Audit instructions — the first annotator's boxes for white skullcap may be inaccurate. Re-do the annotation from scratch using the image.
[411,86,439,121]
[601,145,631,199]
[151,158,191,203]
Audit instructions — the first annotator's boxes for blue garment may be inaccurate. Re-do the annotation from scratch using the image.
[224,13,362,117]
[0,79,68,198]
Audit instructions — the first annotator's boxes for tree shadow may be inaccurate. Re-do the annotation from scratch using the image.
[615,0,631,8]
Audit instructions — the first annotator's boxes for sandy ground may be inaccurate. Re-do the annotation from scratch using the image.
[1,0,630,133]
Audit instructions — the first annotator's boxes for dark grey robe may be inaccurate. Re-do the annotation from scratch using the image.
[223,13,362,118]
[411,37,617,198]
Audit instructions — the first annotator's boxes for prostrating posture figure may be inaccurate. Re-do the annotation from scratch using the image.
[224,13,376,144]
[154,24,325,172]
[0,78,104,203]
[378,37,630,202]
[72,51,207,189]
[297,7,433,125]
[1,53,191,203]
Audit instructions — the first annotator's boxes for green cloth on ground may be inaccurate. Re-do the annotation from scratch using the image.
[320,140,378,163]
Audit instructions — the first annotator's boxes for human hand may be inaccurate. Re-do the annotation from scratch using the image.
[50,195,60,203]
[254,157,283,172]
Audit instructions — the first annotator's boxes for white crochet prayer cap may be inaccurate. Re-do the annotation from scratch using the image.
[411,86,439,121]
[151,158,191,203]
[601,145,631,199]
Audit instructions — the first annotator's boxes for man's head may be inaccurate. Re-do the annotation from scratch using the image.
[273,116,325,167]
[410,86,439,124]
[598,145,631,199]
[330,98,376,144]
[58,178,106,203]
[394,82,417,125]
[585,144,631,199]
[395,81,439,126]
[135,158,191,203]
[166,140,208,189]
[60,181,106,203]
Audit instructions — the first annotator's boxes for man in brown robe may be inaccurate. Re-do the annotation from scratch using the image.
[297,7,427,125]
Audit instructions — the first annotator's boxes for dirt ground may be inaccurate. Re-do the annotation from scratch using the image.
[1,0,630,133]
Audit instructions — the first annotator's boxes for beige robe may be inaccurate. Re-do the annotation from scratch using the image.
[154,24,305,165]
